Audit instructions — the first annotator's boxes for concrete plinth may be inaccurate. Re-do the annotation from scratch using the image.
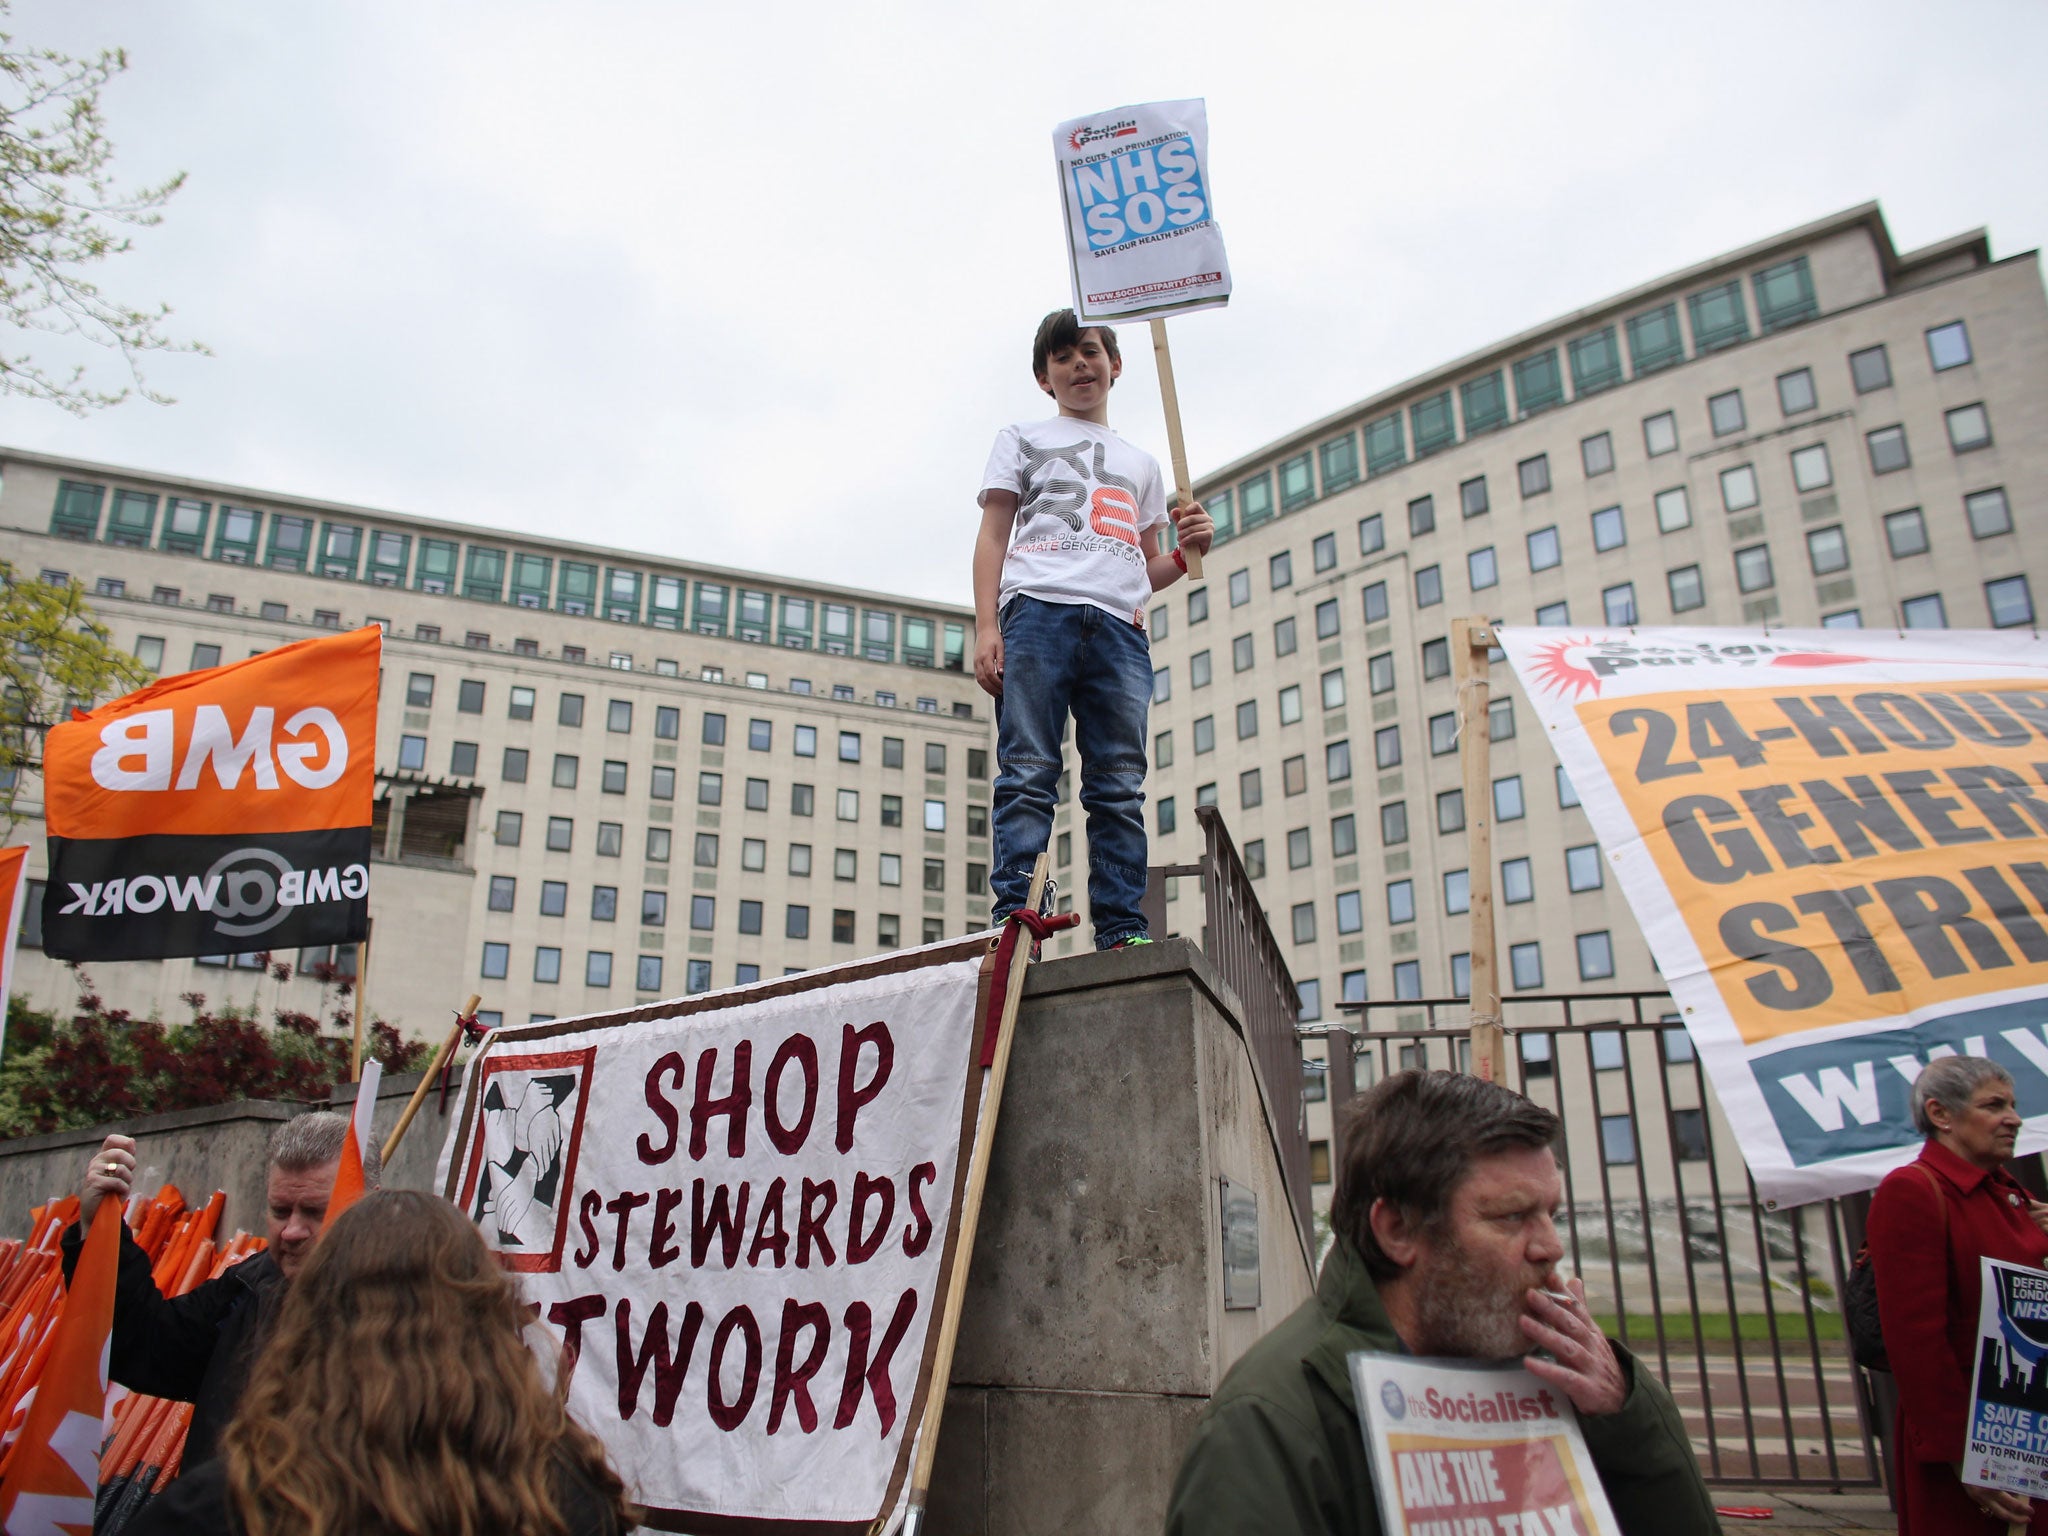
[929,938,1315,1532]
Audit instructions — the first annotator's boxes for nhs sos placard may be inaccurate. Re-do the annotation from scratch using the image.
[41,626,379,961]
[1053,98,1232,325]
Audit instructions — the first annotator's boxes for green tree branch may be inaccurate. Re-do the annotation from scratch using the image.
[0,5,204,414]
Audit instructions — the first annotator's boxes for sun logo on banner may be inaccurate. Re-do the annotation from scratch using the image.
[1529,637,1607,700]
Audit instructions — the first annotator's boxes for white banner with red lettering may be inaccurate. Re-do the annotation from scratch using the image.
[437,938,991,1533]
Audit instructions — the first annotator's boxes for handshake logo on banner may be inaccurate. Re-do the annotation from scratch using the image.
[40,627,380,963]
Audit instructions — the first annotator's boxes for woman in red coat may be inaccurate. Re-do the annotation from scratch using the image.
[1868,1055,2048,1531]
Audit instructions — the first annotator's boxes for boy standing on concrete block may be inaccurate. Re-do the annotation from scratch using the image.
[973,308,1213,949]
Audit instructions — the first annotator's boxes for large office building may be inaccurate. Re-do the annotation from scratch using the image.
[2,202,2041,1208]
[1131,202,2048,1201]
[0,453,990,1035]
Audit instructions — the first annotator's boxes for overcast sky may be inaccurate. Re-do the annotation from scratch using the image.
[1,1,2042,609]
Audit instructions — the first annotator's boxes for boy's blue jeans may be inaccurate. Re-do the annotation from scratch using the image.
[990,595,1152,948]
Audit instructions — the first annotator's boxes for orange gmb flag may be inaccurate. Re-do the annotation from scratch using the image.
[0,1197,121,1534]
[328,1133,367,1223]
[328,1059,381,1223]
[40,627,379,963]
[0,848,28,1063]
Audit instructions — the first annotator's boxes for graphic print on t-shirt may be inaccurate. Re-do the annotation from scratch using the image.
[984,416,1167,623]
[1018,435,1142,550]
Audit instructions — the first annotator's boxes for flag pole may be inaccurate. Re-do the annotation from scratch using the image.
[350,917,373,1081]
[1453,618,1503,1081]
[897,855,1053,1536]
[1149,318,1203,579]
[381,993,482,1165]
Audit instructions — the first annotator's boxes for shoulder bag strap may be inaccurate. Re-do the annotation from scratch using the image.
[1913,1163,1951,1275]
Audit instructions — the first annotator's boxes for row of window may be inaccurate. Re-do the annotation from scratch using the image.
[1156,479,2001,715]
[400,676,986,759]
[1192,258,1831,545]
[1152,691,1517,823]
[480,943,666,990]
[1282,927,1622,1022]
[48,484,967,663]
[469,736,985,810]
[479,902,981,986]
[1528,554,2034,634]
[485,833,986,897]
[1177,450,2007,656]
[1310,1105,1707,1183]
[87,615,972,717]
[1284,856,1600,941]
[1211,768,1583,887]
[1158,473,2020,686]
[489,782,988,850]
[1192,295,1974,553]
[91,619,977,729]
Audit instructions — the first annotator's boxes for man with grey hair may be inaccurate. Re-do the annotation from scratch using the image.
[1168,1070,1717,1534]
[62,1110,380,1469]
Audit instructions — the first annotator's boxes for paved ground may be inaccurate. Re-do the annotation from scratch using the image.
[1661,1347,1879,1483]
[1713,1488,1895,1532]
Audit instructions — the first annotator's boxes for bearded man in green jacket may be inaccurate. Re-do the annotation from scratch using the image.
[1167,1070,1718,1535]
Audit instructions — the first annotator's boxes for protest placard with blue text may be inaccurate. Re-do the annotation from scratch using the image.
[1052,98,1231,325]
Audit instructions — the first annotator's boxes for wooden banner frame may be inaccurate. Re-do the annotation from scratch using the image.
[383,992,482,1165]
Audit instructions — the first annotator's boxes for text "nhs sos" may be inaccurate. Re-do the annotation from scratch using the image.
[1073,138,1209,251]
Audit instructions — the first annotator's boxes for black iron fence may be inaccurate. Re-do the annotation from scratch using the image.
[1144,806,1313,1256]
[1343,992,1882,1491]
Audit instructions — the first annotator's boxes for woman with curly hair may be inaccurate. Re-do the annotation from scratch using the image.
[130,1188,636,1536]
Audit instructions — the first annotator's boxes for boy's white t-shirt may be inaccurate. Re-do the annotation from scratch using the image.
[979,417,1168,627]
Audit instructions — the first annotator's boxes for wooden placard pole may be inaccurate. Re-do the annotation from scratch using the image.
[350,918,373,1081]
[380,992,482,1166]
[1149,318,1203,580]
[897,854,1051,1536]
[1453,618,1504,1082]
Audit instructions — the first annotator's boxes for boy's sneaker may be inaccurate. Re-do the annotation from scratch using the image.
[1111,935,1153,949]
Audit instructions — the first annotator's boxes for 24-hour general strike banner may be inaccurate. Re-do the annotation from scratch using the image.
[41,625,379,961]
[436,939,994,1534]
[1052,98,1231,325]
[1499,626,2048,1206]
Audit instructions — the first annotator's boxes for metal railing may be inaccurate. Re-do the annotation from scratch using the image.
[1341,992,1881,1491]
[1144,806,1313,1256]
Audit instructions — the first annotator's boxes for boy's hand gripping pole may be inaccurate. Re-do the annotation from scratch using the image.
[1150,318,1202,579]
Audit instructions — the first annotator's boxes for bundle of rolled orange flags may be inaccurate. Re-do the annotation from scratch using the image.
[0,1183,265,1533]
